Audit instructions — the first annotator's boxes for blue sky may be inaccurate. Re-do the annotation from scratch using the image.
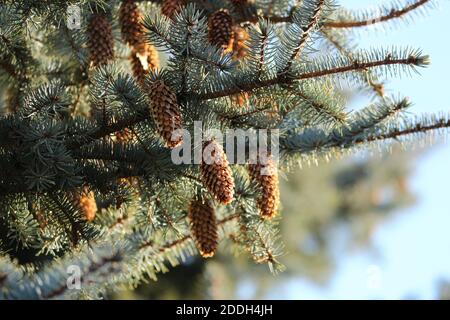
[281,0,450,299]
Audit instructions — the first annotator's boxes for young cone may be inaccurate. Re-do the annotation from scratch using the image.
[188,198,218,258]
[248,154,280,219]
[77,188,98,222]
[201,141,235,204]
[208,9,234,49]
[147,80,183,148]
[161,0,186,19]
[87,13,115,67]
[119,0,145,48]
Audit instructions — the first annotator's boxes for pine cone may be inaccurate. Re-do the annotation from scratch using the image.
[88,13,115,67]
[230,92,249,107]
[142,44,160,71]
[147,80,183,148]
[119,0,145,48]
[77,188,98,222]
[161,0,186,19]
[130,44,160,84]
[208,9,233,49]
[201,141,235,204]
[115,128,134,142]
[232,26,249,60]
[188,198,218,258]
[248,154,280,219]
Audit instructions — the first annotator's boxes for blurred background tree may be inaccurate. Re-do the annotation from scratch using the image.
[114,146,416,299]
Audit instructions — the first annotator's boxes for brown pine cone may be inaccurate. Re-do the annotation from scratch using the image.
[248,154,280,219]
[201,140,235,204]
[147,80,183,148]
[143,44,160,71]
[208,9,234,49]
[115,128,134,142]
[87,13,115,67]
[119,0,145,48]
[188,198,218,258]
[161,0,186,19]
[130,44,160,84]
[77,188,98,222]
[231,26,249,60]
[230,92,249,107]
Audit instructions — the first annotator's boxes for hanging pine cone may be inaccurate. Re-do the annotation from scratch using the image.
[119,0,160,83]
[142,44,160,70]
[87,13,115,67]
[130,44,160,84]
[230,92,249,108]
[147,80,183,148]
[248,154,280,219]
[161,0,186,19]
[119,0,145,48]
[77,188,98,222]
[231,26,249,60]
[201,140,235,204]
[130,52,146,84]
[115,128,134,142]
[188,198,218,258]
[208,9,233,49]
[229,26,250,107]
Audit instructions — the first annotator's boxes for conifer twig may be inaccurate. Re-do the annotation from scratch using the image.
[323,0,431,29]
[321,29,385,97]
[199,55,426,100]
[359,118,450,144]
[238,0,431,28]
[280,0,326,75]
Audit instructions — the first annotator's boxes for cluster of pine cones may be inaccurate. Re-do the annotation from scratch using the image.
[86,0,279,258]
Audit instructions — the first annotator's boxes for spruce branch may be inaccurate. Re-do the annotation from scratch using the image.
[236,0,433,29]
[279,0,327,75]
[198,51,429,100]
[323,0,433,29]
[0,0,449,299]
[281,97,415,154]
[360,115,450,144]
[321,28,386,97]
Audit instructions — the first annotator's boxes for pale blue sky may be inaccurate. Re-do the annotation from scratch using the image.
[277,0,450,299]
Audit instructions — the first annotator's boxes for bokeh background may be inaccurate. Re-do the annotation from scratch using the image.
[114,0,450,300]
[277,0,450,299]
